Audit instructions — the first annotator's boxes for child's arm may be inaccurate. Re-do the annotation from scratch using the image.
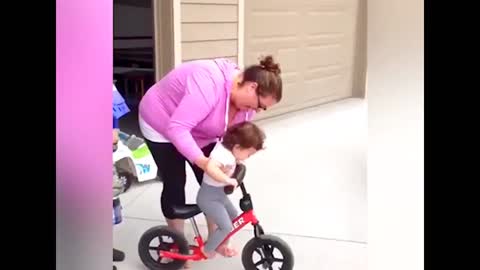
[205,159,237,186]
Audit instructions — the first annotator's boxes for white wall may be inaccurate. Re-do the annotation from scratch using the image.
[367,0,424,269]
[114,4,153,49]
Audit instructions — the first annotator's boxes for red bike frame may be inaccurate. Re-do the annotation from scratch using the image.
[159,209,259,261]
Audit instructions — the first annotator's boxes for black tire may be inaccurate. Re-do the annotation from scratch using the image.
[138,226,189,270]
[116,170,135,192]
[242,234,294,270]
[113,248,125,261]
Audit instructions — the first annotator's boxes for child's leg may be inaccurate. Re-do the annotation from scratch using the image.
[224,197,239,221]
[200,201,233,254]
[214,197,239,256]
[197,184,235,256]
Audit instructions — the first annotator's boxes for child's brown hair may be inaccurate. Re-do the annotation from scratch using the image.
[221,121,266,151]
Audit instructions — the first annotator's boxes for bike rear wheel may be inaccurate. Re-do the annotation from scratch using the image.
[138,226,189,270]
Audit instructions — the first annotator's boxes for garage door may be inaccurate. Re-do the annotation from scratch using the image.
[245,0,363,119]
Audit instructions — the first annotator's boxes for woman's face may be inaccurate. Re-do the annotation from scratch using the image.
[232,81,278,112]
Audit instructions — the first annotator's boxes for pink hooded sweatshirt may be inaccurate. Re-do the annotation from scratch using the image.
[139,58,256,163]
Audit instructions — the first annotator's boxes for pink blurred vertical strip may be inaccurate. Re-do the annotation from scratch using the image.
[56,0,112,269]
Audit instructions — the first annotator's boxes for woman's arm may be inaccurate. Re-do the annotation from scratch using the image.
[205,159,237,186]
[165,70,219,168]
[194,155,210,171]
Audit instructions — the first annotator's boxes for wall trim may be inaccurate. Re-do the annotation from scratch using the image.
[153,0,160,81]
[237,0,244,68]
[153,0,175,80]
[173,0,182,66]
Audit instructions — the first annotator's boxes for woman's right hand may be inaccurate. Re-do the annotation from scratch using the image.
[194,155,210,171]
[204,158,236,185]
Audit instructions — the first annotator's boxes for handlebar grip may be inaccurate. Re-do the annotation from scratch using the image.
[224,185,235,194]
[224,164,247,194]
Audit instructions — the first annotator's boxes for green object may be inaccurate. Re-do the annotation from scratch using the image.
[132,145,151,159]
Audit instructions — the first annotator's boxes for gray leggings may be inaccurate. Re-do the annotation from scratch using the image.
[196,182,238,252]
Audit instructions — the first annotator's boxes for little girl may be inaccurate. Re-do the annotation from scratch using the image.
[196,121,266,258]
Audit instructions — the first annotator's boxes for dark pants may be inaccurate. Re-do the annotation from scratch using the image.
[145,139,216,219]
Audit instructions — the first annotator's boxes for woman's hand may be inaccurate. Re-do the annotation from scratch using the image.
[205,159,233,184]
[194,155,210,171]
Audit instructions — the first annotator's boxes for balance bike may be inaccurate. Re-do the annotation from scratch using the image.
[138,164,294,270]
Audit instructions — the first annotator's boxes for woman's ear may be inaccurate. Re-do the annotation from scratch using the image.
[248,82,258,93]
[232,144,241,151]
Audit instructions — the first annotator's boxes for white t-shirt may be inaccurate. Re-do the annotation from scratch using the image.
[138,114,170,143]
[203,142,236,187]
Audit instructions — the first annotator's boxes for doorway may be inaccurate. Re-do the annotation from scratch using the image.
[113,0,155,136]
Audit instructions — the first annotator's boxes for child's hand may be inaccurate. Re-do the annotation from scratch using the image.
[113,129,119,144]
[226,178,238,188]
[220,164,233,174]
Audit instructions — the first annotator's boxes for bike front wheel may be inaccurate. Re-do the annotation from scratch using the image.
[241,234,294,270]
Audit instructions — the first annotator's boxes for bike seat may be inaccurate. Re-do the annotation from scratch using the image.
[171,204,202,219]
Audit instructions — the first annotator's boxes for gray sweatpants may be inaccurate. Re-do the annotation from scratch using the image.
[196,182,239,252]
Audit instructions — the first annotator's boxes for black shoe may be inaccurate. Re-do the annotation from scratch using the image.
[113,248,125,262]
[113,265,117,270]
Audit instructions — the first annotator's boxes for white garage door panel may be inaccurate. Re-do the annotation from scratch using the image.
[306,14,351,34]
[245,0,360,119]
[247,14,300,38]
[305,74,346,97]
[247,0,352,11]
[304,65,345,81]
[245,0,302,10]
[278,81,303,107]
[306,45,348,66]
[276,48,301,74]
[181,0,237,4]
[305,33,345,48]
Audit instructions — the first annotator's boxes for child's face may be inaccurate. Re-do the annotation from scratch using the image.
[232,145,258,161]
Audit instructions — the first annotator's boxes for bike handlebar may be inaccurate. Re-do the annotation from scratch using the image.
[224,163,247,195]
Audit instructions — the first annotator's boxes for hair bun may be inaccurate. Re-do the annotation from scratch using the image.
[259,55,281,75]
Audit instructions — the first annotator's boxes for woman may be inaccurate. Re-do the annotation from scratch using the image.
[138,55,282,258]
